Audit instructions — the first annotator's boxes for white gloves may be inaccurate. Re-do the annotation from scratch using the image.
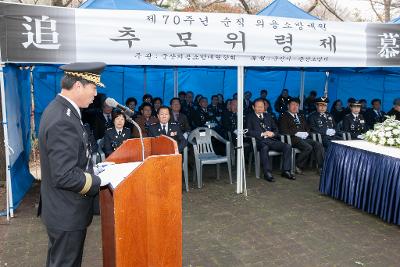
[93,162,115,186]
[326,129,336,136]
[357,135,364,139]
[233,129,238,135]
[295,132,309,139]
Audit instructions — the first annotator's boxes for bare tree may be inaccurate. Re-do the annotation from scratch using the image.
[365,0,400,22]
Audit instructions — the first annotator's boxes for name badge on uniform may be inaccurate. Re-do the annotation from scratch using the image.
[360,120,365,123]
[66,108,71,117]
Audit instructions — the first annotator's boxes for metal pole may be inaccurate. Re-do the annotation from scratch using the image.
[324,71,330,97]
[299,69,305,110]
[173,67,178,97]
[236,66,245,194]
[0,63,14,220]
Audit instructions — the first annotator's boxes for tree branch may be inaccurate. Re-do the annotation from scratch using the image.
[238,0,252,14]
[319,0,344,21]
[307,0,319,13]
[202,0,225,9]
[368,0,384,22]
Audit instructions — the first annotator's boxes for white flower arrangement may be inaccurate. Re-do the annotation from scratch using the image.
[364,116,400,148]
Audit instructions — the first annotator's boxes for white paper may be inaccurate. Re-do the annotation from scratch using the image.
[98,162,142,189]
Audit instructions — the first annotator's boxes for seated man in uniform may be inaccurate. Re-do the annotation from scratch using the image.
[308,97,337,150]
[342,100,367,139]
[222,98,238,140]
[192,97,216,128]
[247,98,295,182]
[279,98,325,174]
[103,110,132,157]
[149,106,187,153]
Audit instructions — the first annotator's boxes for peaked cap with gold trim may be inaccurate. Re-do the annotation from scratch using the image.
[60,62,106,87]
[315,96,329,104]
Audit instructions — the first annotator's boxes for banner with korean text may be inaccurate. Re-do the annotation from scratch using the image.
[1,2,400,67]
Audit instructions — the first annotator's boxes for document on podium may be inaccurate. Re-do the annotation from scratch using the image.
[98,162,142,189]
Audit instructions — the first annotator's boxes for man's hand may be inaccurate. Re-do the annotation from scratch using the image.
[262,131,275,138]
[326,129,336,136]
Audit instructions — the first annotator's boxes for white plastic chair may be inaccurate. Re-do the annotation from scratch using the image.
[188,127,232,188]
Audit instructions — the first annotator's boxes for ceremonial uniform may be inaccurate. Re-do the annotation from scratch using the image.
[308,97,338,150]
[208,104,224,119]
[279,110,324,170]
[274,96,291,114]
[148,122,187,153]
[103,127,132,157]
[342,113,367,139]
[342,99,367,139]
[222,110,238,137]
[308,111,336,149]
[192,107,216,128]
[246,112,294,180]
[38,62,106,267]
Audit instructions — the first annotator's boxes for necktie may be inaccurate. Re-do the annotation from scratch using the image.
[162,125,167,135]
[118,131,122,136]
[258,114,262,120]
[294,114,300,125]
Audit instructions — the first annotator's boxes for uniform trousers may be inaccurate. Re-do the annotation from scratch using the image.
[46,227,87,267]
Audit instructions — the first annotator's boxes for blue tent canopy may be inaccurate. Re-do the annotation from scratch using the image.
[79,0,164,10]
[257,0,319,20]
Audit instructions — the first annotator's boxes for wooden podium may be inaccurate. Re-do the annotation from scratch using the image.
[100,136,182,267]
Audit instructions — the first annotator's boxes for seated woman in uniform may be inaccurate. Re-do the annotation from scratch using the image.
[103,110,132,157]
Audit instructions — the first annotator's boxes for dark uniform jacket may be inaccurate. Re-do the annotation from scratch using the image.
[274,96,291,114]
[148,122,187,153]
[222,110,238,136]
[170,112,191,133]
[38,95,101,231]
[208,104,224,118]
[387,108,400,121]
[364,108,386,129]
[308,111,335,135]
[342,113,367,139]
[91,110,114,140]
[279,111,310,145]
[246,112,279,143]
[103,127,132,157]
[192,107,216,128]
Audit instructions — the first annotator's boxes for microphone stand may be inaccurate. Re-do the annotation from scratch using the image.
[124,115,145,162]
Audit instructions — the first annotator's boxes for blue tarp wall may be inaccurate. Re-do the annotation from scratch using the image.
[3,65,35,209]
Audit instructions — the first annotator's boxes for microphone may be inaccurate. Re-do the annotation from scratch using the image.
[105,97,145,161]
[105,97,134,117]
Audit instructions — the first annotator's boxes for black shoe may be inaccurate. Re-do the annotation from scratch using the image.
[264,172,275,182]
[281,171,296,180]
[295,167,304,175]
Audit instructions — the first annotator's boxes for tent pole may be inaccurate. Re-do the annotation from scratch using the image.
[0,64,14,220]
[143,66,147,95]
[236,66,246,195]
[173,67,178,97]
[324,71,330,97]
[299,69,305,110]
